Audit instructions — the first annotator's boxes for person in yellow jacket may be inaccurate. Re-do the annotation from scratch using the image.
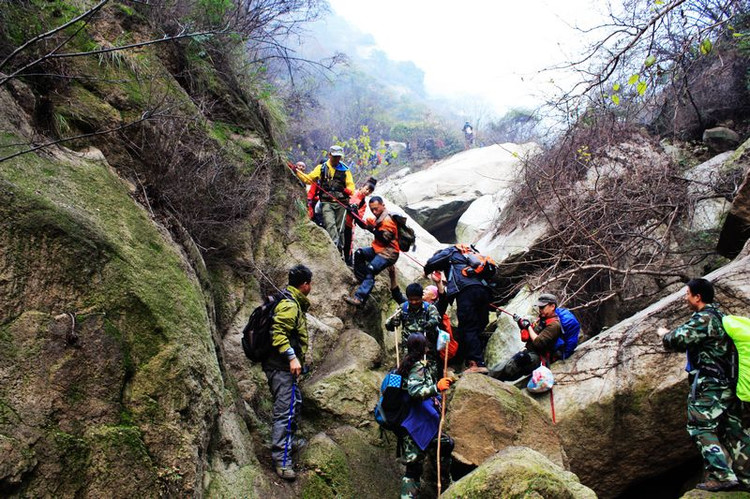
[293,145,355,249]
[262,264,312,481]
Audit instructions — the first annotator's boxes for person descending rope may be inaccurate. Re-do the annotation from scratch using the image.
[343,177,377,266]
[344,196,400,306]
[292,145,355,249]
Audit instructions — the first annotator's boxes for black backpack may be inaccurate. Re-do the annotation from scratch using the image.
[373,369,410,432]
[241,291,292,362]
[391,213,416,252]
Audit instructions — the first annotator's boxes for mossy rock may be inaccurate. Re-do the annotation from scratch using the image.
[443,446,595,499]
[299,426,401,499]
[0,127,222,495]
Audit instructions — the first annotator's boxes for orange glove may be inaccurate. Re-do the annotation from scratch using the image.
[437,377,453,392]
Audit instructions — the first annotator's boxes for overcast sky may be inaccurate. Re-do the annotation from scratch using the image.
[325,0,606,116]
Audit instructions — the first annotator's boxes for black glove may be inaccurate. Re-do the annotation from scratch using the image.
[517,317,531,330]
[348,203,359,214]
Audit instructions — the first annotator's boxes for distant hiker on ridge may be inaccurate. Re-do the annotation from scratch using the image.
[658,278,750,492]
[344,196,400,306]
[462,121,474,149]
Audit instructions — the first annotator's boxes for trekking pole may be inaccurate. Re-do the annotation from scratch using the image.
[395,325,401,368]
[436,349,450,496]
[542,355,556,424]
[281,381,297,468]
[489,303,514,317]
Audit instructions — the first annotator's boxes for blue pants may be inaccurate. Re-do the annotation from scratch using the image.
[353,247,392,302]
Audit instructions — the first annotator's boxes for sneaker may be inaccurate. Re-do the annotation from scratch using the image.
[275,465,296,481]
[344,296,363,306]
[695,480,739,491]
[464,361,489,374]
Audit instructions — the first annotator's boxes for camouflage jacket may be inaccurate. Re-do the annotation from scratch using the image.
[406,360,439,401]
[663,303,734,382]
[385,301,441,345]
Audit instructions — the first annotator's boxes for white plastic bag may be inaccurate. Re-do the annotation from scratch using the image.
[436,329,450,352]
[527,365,555,393]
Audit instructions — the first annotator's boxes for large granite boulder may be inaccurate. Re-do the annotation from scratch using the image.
[379,143,538,239]
[703,126,741,153]
[552,250,750,498]
[446,373,567,468]
[484,287,534,370]
[718,138,750,258]
[455,194,501,243]
[443,446,596,499]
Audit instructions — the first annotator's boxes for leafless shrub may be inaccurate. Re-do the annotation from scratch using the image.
[499,113,733,334]
[122,111,275,255]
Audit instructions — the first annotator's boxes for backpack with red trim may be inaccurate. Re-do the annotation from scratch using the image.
[454,244,497,280]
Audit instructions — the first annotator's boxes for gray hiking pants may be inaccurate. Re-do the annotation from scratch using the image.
[321,201,346,247]
[264,368,302,467]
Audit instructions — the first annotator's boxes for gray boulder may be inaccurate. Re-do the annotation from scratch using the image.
[446,373,567,468]
[551,250,750,498]
[703,126,741,153]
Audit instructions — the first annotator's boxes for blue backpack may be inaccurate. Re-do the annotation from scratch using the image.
[554,307,581,359]
[374,370,410,432]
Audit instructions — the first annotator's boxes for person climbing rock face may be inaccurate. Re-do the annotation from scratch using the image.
[658,278,750,493]
[344,196,400,306]
[342,177,377,266]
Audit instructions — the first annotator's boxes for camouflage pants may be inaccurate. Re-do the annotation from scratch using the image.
[687,378,750,484]
[399,432,453,498]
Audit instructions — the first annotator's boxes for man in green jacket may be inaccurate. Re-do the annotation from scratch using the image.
[262,264,312,481]
[659,278,750,492]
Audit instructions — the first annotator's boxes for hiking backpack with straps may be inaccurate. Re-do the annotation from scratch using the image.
[554,307,581,360]
[391,213,416,252]
[703,309,749,401]
[454,244,497,280]
[374,369,410,432]
[241,291,292,362]
[723,315,750,402]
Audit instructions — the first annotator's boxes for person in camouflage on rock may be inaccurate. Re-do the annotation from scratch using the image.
[385,283,441,351]
[659,278,750,492]
[395,333,454,499]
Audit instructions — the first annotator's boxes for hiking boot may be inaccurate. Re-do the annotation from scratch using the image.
[464,361,489,374]
[275,465,296,481]
[344,296,363,306]
[400,477,419,499]
[695,480,739,491]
